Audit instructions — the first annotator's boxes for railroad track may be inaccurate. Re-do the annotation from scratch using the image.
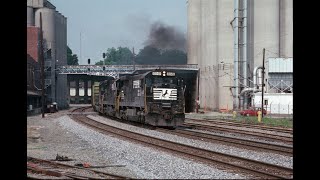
[27,156,128,179]
[156,127,293,157]
[184,120,293,145]
[70,108,293,179]
[186,118,293,134]
[70,106,92,113]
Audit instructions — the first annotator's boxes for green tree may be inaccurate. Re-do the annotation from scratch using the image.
[67,46,79,65]
[95,60,104,65]
[96,47,133,65]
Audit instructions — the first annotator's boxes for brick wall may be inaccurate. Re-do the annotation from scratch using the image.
[27,26,40,62]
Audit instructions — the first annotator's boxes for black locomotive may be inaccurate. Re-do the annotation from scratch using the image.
[93,70,185,127]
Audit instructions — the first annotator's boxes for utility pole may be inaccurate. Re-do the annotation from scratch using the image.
[132,47,135,71]
[261,48,265,118]
[39,13,45,118]
[80,32,82,64]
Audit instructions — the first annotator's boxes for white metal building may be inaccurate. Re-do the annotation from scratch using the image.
[251,57,293,115]
[252,93,293,115]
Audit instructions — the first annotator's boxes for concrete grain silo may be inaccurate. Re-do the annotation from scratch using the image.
[27,0,68,109]
[280,0,293,57]
[188,0,235,111]
[216,0,234,110]
[187,0,293,111]
[251,0,279,68]
[35,7,56,103]
[27,7,35,26]
[55,11,68,109]
[187,0,201,65]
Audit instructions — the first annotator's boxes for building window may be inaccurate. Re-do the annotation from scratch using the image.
[264,99,268,105]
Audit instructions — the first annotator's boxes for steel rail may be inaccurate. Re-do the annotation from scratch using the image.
[156,128,292,156]
[70,112,292,179]
[184,122,293,144]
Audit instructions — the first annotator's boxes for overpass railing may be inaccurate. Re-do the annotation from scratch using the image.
[58,64,198,78]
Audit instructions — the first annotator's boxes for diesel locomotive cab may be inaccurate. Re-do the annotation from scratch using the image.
[145,70,185,126]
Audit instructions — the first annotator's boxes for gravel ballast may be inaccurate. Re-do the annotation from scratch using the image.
[58,115,247,179]
[27,111,247,179]
[88,115,293,169]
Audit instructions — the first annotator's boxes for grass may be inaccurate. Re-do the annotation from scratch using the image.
[187,112,293,128]
[231,116,293,128]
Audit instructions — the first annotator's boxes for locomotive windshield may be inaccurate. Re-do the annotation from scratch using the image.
[152,77,177,84]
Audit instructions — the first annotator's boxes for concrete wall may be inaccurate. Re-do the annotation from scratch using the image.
[187,0,293,111]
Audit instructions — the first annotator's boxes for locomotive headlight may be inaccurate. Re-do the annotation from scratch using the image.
[163,71,166,76]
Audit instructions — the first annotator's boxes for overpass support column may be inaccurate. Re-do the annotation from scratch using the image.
[84,80,88,104]
[75,79,79,104]
[67,80,70,105]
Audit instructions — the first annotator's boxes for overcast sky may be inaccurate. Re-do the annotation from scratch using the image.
[49,0,187,65]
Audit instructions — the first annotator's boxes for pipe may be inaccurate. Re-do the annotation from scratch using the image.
[240,66,262,109]
[243,0,248,109]
[233,0,239,110]
[239,87,261,108]
[253,66,262,89]
[240,87,261,96]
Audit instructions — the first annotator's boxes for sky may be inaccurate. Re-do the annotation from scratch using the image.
[49,0,188,65]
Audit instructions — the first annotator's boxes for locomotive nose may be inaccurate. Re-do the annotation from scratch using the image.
[163,113,172,120]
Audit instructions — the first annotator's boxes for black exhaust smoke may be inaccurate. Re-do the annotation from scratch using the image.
[143,21,186,52]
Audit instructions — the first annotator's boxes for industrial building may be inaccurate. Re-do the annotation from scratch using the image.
[27,0,68,109]
[252,57,293,115]
[187,0,293,112]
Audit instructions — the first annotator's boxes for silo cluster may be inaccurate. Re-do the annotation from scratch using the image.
[27,0,68,109]
[187,0,292,111]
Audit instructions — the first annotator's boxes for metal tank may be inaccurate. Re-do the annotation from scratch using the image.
[280,0,293,57]
[27,7,35,26]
